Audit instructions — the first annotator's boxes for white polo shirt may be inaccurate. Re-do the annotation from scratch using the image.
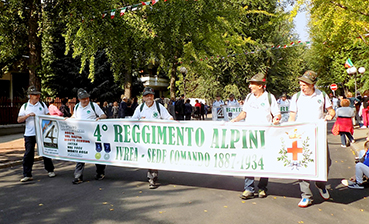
[132,102,172,120]
[18,101,49,136]
[213,100,224,107]
[289,89,332,122]
[72,102,105,120]
[227,99,239,106]
[243,92,280,124]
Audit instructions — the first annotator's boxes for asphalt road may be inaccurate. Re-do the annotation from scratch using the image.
[1,121,368,224]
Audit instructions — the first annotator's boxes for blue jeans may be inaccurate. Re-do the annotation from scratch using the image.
[244,177,268,192]
[23,136,54,177]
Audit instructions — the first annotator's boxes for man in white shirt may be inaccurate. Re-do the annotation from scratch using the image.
[132,87,173,188]
[231,73,281,199]
[71,88,107,184]
[213,94,224,107]
[288,70,335,208]
[227,94,239,106]
[17,86,55,182]
[277,93,290,123]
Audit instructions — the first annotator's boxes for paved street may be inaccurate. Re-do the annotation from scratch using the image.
[0,121,368,224]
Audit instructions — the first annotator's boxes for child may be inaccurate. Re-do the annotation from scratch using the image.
[332,99,355,147]
[345,141,369,189]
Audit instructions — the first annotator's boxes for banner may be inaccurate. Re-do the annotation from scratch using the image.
[212,106,243,121]
[35,115,327,181]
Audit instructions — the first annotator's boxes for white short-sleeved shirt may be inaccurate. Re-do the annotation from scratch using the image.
[243,92,280,124]
[227,99,239,106]
[213,100,224,107]
[18,101,49,136]
[278,99,290,113]
[72,102,105,120]
[289,89,332,122]
[132,102,173,120]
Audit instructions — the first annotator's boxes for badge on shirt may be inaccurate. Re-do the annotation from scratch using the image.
[87,110,91,114]
[261,103,265,107]
[39,107,42,111]
[153,112,159,118]
[317,99,322,104]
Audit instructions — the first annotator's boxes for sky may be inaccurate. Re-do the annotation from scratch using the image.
[294,11,310,41]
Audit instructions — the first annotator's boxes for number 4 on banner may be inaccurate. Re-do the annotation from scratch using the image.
[94,125,102,141]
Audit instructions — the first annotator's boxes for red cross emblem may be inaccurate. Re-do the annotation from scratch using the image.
[287,141,303,161]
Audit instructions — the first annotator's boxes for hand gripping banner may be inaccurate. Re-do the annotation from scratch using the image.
[35,115,328,181]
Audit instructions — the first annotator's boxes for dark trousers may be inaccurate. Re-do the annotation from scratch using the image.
[74,162,106,179]
[23,136,54,177]
[185,113,192,120]
[147,169,158,181]
[340,132,354,145]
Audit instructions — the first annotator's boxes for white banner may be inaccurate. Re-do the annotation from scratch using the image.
[35,115,327,181]
[212,106,243,121]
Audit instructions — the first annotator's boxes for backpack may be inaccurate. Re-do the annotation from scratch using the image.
[75,102,98,117]
[140,101,161,117]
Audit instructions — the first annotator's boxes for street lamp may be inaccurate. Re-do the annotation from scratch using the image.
[180,67,187,96]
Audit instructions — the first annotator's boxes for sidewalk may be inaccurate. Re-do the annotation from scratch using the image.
[0,119,367,169]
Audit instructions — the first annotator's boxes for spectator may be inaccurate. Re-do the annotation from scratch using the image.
[60,98,71,118]
[332,99,355,147]
[175,94,185,120]
[112,101,119,118]
[48,98,63,116]
[184,99,192,120]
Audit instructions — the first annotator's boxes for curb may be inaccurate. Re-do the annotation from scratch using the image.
[0,156,42,169]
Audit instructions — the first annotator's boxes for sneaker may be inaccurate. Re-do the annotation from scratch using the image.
[298,198,312,208]
[48,172,56,178]
[361,126,367,129]
[240,190,254,200]
[348,183,364,189]
[341,145,347,148]
[317,186,330,200]
[20,177,33,182]
[148,179,157,189]
[258,189,267,198]
[95,174,105,180]
[72,178,83,184]
[351,140,356,143]
[341,179,355,187]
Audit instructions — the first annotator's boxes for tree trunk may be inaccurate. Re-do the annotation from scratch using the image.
[124,67,132,99]
[28,0,42,89]
[170,63,177,99]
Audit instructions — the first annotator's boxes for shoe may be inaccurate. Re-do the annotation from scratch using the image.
[258,189,267,198]
[72,178,83,184]
[48,172,56,178]
[351,140,356,143]
[95,174,105,180]
[341,179,355,187]
[348,183,364,189]
[20,177,33,182]
[240,190,254,199]
[361,126,367,129]
[341,145,347,148]
[317,186,330,200]
[148,179,157,189]
[298,198,312,208]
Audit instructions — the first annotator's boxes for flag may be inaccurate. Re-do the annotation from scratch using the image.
[345,58,354,68]
[152,0,159,5]
[283,45,287,48]
[120,7,126,16]
[290,42,295,46]
[110,9,116,19]
[102,12,107,19]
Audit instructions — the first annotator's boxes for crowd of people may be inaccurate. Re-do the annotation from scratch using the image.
[16,69,368,208]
